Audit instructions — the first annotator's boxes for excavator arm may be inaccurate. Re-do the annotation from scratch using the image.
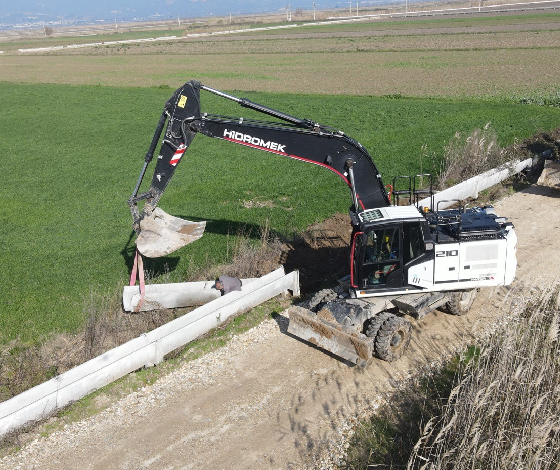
[128,80,390,257]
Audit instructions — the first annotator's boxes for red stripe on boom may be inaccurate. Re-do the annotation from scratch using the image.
[222,137,366,209]
[170,144,186,166]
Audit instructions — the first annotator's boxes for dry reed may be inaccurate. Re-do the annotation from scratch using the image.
[407,286,560,470]
[437,123,520,190]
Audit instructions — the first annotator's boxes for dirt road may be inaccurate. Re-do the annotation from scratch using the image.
[1,184,559,469]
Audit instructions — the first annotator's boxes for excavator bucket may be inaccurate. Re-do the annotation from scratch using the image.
[136,207,206,258]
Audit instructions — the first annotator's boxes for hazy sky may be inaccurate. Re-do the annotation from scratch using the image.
[1,0,355,25]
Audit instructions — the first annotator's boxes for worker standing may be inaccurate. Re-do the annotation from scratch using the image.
[214,276,242,295]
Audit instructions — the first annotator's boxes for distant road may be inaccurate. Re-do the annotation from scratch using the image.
[331,0,560,20]
[378,0,560,17]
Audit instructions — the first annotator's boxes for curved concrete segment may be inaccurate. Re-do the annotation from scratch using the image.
[537,160,560,189]
[123,278,258,312]
[0,267,299,438]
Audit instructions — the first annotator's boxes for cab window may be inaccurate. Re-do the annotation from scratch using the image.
[363,227,400,286]
[404,223,424,264]
[365,227,399,263]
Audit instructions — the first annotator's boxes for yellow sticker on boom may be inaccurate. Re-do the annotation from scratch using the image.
[178,95,188,108]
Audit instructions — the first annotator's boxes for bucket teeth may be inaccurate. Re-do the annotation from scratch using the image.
[136,207,206,257]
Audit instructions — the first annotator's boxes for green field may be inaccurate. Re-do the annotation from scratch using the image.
[1,80,559,343]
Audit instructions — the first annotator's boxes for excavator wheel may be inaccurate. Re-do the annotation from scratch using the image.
[365,311,393,340]
[374,315,412,362]
[446,289,477,316]
[307,288,338,311]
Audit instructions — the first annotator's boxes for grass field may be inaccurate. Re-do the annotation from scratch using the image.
[0,12,559,345]
[1,81,559,343]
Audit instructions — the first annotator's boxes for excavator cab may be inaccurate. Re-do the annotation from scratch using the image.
[350,206,435,296]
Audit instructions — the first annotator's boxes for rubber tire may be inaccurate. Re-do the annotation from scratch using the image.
[308,288,338,311]
[365,311,393,339]
[375,315,412,362]
[446,290,477,316]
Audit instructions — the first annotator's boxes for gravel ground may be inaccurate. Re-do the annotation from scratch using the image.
[0,315,382,470]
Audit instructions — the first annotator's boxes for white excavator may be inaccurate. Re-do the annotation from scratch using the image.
[128,80,517,366]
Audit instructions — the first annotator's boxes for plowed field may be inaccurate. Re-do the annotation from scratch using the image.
[2,13,560,97]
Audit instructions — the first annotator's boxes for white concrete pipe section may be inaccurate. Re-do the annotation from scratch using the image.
[123,278,257,312]
[0,267,299,438]
[416,157,533,210]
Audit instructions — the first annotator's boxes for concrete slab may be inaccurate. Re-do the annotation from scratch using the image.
[537,160,560,189]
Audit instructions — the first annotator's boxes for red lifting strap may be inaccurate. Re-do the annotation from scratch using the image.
[129,249,146,312]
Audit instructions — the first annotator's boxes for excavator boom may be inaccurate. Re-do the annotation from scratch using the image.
[128,80,389,257]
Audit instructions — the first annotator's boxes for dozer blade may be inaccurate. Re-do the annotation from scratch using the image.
[287,306,373,367]
[136,207,206,257]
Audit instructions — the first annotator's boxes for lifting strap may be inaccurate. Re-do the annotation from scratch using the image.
[129,249,146,312]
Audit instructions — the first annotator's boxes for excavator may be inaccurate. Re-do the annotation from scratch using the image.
[128,80,517,366]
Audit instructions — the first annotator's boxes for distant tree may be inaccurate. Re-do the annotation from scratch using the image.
[44,26,53,37]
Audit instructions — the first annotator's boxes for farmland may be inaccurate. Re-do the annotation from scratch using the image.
[0,12,560,346]
[2,12,560,98]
